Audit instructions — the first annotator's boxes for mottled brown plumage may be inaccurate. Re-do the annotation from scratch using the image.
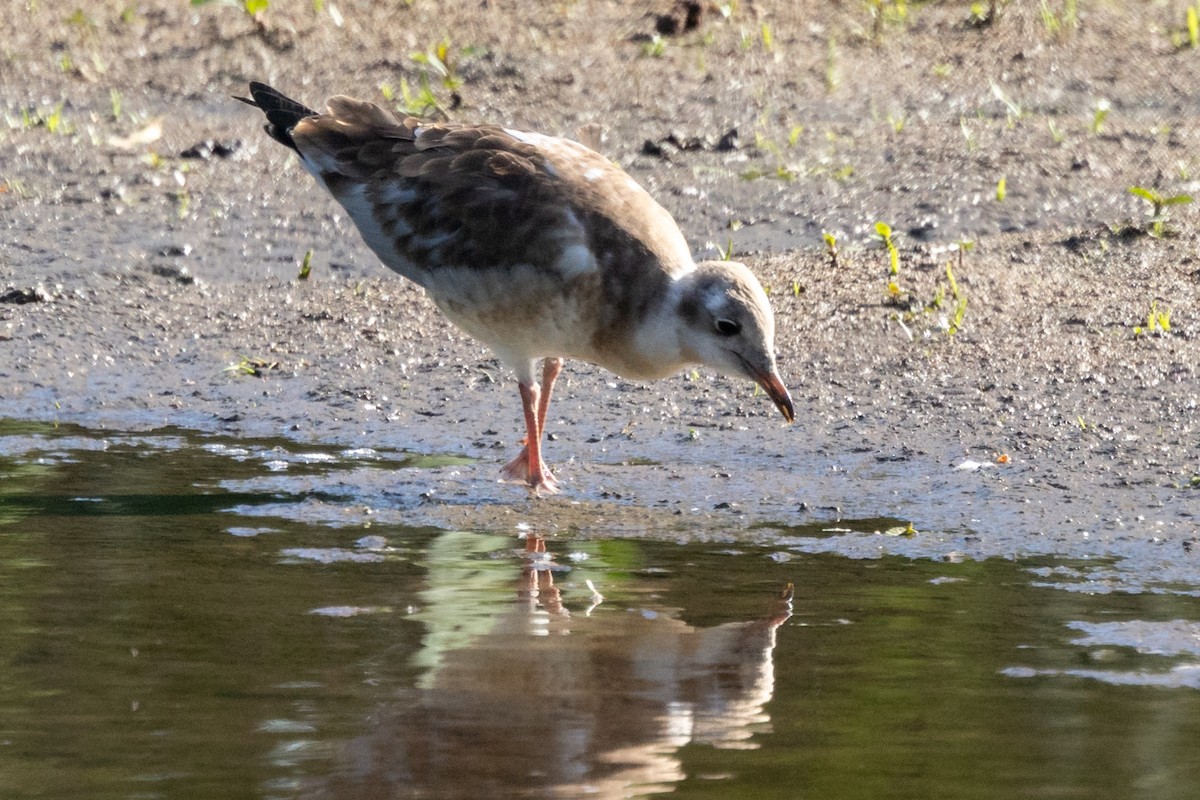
[241,82,793,493]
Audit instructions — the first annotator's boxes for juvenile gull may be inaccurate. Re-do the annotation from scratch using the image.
[239,82,793,493]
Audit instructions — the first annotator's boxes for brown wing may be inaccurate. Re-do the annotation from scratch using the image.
[289,97,693,283]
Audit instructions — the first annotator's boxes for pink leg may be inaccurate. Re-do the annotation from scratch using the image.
[500,359,563,493]
[535,358,563,434]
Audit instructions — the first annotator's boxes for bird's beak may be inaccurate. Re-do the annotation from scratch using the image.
[754,369,795,423]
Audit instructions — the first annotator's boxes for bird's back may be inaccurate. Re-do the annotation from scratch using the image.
[277,92,696,367]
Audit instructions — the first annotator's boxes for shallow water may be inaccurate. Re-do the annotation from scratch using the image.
[2,421,1200,800]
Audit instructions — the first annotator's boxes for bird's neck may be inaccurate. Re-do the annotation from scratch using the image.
[621,278,692,380]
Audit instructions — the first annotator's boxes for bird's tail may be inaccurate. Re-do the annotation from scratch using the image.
[234,82,316,152]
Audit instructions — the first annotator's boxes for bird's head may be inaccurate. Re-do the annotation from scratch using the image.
[676,261,795,423]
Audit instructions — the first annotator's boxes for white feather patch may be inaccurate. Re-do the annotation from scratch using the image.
[555,243,597,280]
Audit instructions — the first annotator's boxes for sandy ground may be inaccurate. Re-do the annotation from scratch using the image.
[1,1,1199,586]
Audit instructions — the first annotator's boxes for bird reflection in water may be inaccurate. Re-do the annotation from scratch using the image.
[304,534,794,799]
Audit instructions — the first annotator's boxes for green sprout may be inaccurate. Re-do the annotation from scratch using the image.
[394,38,474,118]
[44,103,64,134]
[875,221,902,300]
[191,0,269,24]
[959,117,977,151]
[224,354,280,378]
[825,36,839,93]
[1039,0,1078,38]
[943,261,968,335]
[298,249,314,281]
[760,23,774,51]
[968,0,1006,27]
[822,231,840,268]
[1189,5,1200,48]
[1048,119,1065,144]
[1091,98,1110,135]
[642,34,666,58]
[411,38,464,91]
[951,238,975,271]
[995,176,1007,202]
[109,88,122,121]
[990,81,1024,128]
[1129,186,1193,237]
[394,75,444,118]
[1133,300,1172,336]
[867,0,909,41]
[716,237,735,261]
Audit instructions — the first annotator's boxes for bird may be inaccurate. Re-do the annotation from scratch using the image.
[239,81,794,494]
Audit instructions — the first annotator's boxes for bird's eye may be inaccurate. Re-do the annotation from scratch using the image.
[714,318,741,336]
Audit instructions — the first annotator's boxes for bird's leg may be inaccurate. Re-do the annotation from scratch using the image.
[500,359,563,493]
[536,357,563,435]
[516,380,559,493]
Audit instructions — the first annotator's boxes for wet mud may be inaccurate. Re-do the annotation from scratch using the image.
[2,4,1199,589]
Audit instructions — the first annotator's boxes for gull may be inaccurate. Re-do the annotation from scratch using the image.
[239,82,794,493]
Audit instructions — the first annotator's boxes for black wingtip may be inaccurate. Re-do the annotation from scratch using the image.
[236,82,317,152]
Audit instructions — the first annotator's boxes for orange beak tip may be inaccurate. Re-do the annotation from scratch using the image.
[755,371,795,424]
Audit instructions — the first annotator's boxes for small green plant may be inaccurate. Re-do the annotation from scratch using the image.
[392,75,444,118]
[951,238,975,271]
[393,38,473,118]
[867,0,909,41]
[43,103,64,134]
[968,0,1006,27]
[1188,4,1199,48]
[1129,186,1193,237]
[224,354,280,378]
[995,175,1007,202]
[887,112,906,133]
[942,261,968,335]
[831,164,855,182]
[990,81,1024,128]
[1133,300,1172,336]
[0,178,28,196]
[641,33,666,58]
[822,231,841,268]
[760,22,774,51]
[1047,119,1065,144]
[825,36,839,93]
[716,237,735,261]
[875,221,902,300]
[191,0,269,24]
[1039,0,1078,39]
[298,249,314,281]
[740,164,798,183]
[959,117,977,151]
[1091,98,1110,135]
[65,8,98,40]
[109,88,122,121]
[411,38,464,92]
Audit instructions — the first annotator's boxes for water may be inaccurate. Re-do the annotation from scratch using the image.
[2,421,1200,799]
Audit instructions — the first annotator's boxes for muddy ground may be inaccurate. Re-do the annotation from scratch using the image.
[1,1,1198,585]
